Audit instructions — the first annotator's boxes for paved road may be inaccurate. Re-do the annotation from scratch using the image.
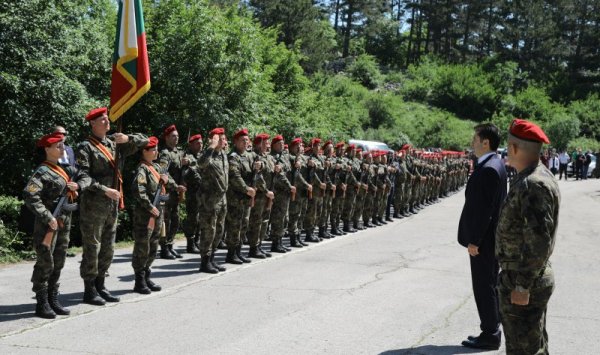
[1,179,599,354]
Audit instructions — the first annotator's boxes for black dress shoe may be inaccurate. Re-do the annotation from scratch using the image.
[461,332,501,350]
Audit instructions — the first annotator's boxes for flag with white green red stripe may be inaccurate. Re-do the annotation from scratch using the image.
[109,0,150,122]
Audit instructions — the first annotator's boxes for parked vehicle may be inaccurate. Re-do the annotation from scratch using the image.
[567,155,596,178]
[348,139,393,153]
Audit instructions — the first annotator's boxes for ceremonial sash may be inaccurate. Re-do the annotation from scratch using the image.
[88,136,125,209]
[42,161,78,201]
[142,161,166,195]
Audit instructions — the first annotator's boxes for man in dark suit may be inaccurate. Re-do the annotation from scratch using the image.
[53,126,77,168]
[458,123,507,350]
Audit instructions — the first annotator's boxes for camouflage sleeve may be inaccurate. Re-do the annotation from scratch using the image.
[294,158,310,189]
[132,168,154,213]
[228,156,249,194]
[514,182,558,289]
[183,165,201,187]
[23,171,53,224]
[312,160,323,185]
[75,143,107,193]
[116,133,149,158]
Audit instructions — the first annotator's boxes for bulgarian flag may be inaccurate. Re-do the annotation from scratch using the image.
[109,0,150,122]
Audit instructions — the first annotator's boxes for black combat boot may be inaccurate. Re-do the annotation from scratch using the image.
[385,215,394,222]
[236,245,251,263]
[186,237,200,254]
[318,226,330,239]
[226,247,243,264]
[83,279,106,306]
[95,276,120,302]
[210,250,227,272]
[160,244,175,260]
[343,221,355,233]
[363,219,373,228]
[48,283,70,315]
[35,288,56,319]
[199,254,219,273]
[145,268,161,291]
[248,246,266,259]
[217,240,227,250]
[330,224,342,236]
[258,244,272,258]
[353,221,364,231]
[304,229,319,243]
[280,237,291,252]
[168,244,183,259]
[372,218,382,226]
[272,237,287,253]
[379,217,388,224]
[409,205,417,214]
[133,270,151,295]
[290,233,303,248]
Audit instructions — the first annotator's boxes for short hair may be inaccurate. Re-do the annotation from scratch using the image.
[474,123,501,151]
[507,133,542,157]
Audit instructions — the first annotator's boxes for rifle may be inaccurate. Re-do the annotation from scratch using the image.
[147,178,170,234]
[266,154,280,210]
[250,155,261,208]
[307,156,315,200]
[291,155,300,202]
[42,189,78,248]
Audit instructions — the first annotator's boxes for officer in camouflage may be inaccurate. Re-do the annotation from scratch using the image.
[496,119,560,355]
[287,138,311,248]
[269,135,295,253]
[197,128,229,273]
[76,107,148,306]
[182,133,203,254]
[24,132,79,318]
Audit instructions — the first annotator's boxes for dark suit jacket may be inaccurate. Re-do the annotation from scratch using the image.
[458,154,507,248]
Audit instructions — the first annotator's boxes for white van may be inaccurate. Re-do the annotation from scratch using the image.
[348,139,394,153]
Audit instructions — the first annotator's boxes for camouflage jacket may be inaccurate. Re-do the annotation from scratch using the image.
[495,162,560,290]
[159,146,186,194]
[182,149,202,193]
[198,148,229,199]
[131,162,177,213]
[227,149,259,201]
[270,151,293,193]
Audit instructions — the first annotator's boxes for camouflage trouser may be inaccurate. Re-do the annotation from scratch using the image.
[80,195,118,281]
[403,181,412,209]
[260,200,272,242]
[270,192,290,238]
[287,195,308,235]
[31,214,71,293]
[362,190,375,223]
[330,189,345,226]
[248,194,268,247]
[198,194,226,256]
[132,207,164,272]
[320,191,333,228]
[376,188,388,218]
[353,188,366,225]
[342,187,357,223]
[182,188,200,239]
[162,194,180,246]
[394,182,404,212]
[304,191,323,232]
[225,196,251,248]
[499,270,554,355]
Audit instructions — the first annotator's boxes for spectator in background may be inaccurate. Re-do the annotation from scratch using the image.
[53,126,77,169]
[548,150,559,176]
[558,150,570,180]
[540,149,549,168]
[575,148,585,180]
[582,150,593,179]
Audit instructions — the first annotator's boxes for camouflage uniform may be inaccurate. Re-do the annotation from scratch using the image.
[247,151,272,248]
[303,153,325,240]
[182,148,202,246]
[24,163,77,293]
[319,155,335,237]
[362,161,377,226]
[341,153,361,231]
[76,133,147,281]
[225,149,258,249]
[131,162,176,272]
[287,152,311,244]
[270,150,293,248]
[197,147,229,256]
[353,160,368,228]
[496,162,560,355]
[158,146,185,251]
[393,156,408,216]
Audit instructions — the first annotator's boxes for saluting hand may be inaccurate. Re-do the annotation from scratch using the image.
[209,134,220,149]
[113,133,129,144]
[105,188,121,201]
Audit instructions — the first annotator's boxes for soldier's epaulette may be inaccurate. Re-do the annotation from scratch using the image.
[34,164,51,175]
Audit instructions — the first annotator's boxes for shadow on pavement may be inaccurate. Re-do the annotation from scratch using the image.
[380,345,489,355]
[0,303,37,323]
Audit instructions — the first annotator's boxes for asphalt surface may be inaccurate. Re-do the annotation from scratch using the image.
[1,178,599,354]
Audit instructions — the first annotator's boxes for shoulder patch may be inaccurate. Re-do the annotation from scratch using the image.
[26,182,41,194]
[137,173,147,185]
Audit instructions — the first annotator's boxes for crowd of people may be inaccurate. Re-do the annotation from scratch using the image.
[541,147,598,180]
[23,106,471,319]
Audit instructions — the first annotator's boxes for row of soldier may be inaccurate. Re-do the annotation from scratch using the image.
[23,106,469,319]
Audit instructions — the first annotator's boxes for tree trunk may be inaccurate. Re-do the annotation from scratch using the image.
[343,1,354,58]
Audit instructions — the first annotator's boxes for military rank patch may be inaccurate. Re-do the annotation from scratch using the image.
[160,161,168,169]
[26,183,41,194]
[137,174,147,184]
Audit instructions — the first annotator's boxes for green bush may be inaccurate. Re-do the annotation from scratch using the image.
[567,137,600,152]
[347,54,383,90]
[546,118,580,151]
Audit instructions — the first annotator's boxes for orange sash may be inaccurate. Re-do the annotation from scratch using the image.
[88,136,125,209]
[42,161,78,201]
[142,161,166,195]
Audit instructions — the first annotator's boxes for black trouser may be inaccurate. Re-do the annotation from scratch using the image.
[559,163,568,180]
[470,240,500,335]
[575,165,583,180]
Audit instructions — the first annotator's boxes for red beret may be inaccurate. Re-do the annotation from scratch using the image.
[305,147,312,154]
[362,151,371,158]
[509,118,550,144]
[233,128,249,140]
[163,124,177,137]
[145,136,159,149]
[345,144,356,152]
[335,142,345,149]
[37,132,64,148]
[284,144,288,149]
[271,135,284,145]
[253,133,270,145]
[356,147,362,153]
[311,138,321,146]
[290,137,302,147]
[400,144,411,151]
[322,140,333,148]
[188,134,202,143]
[85,107,108,121]
[209,127,225,137]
